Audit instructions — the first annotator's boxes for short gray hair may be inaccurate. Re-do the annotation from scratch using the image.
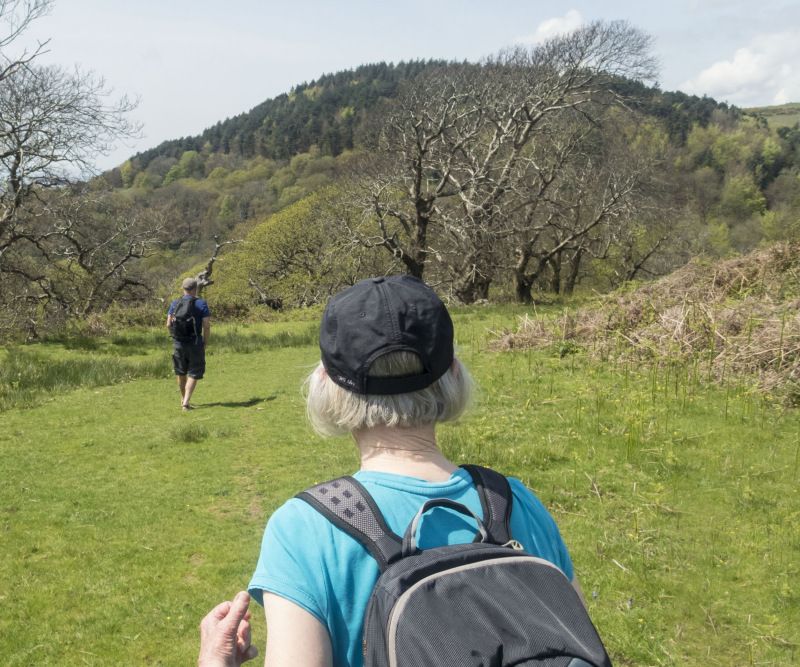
[304,351,474,437]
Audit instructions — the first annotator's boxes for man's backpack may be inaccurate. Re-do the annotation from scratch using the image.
[297,465,612,667]
[169,296,199,342]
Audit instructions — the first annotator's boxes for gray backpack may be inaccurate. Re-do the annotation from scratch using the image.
[297,465,612,667]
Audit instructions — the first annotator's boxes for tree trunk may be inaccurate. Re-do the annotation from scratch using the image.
[548,252,562,294]
[513,272,533,304]
[513,254,550,303]
[563,248,585,295]
[453,271,492,304]
[248,279,283,310]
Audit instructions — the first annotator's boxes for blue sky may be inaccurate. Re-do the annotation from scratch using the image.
[16,0,800,171]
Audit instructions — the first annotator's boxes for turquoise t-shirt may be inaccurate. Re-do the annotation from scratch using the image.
[248,468,573,667]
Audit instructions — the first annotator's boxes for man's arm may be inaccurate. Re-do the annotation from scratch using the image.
[166,314,173,331]
[203,317,210,350]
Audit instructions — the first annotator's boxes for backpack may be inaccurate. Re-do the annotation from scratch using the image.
[169,296,199,342]
[297,465,612,667]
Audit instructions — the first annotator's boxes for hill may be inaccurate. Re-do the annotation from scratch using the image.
[129,60,444,169]
[127,62,735,171]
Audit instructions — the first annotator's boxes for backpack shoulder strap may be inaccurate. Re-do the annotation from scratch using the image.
[296,476,403,573]
[460,465,514,545]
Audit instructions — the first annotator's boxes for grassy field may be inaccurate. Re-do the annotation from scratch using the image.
[745,103,800,128]
[1,307,798,665]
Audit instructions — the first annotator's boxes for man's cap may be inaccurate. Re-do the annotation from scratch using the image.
[182,277,198,290]
[320,275,454,395]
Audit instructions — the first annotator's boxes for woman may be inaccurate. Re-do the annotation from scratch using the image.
[201,275,587,667]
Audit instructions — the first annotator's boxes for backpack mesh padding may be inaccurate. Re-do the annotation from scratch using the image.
[299,477,402,569]
[365,549,611,667]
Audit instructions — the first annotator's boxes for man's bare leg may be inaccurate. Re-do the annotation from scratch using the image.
[177,374,188,407]
[182,377,198,410]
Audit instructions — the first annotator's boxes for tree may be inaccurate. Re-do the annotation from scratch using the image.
[504,116,677,300]
[209,188,397,311]
[339,21,658,302]
[0,184,166,338]
[0,0,52,82]
[0,0,148,335]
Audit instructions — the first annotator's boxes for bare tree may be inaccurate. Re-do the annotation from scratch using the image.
[337,64,483,279]
[338,21,659,302]
[0,0,148,335]
[0,0,52,82]
[0,63,141,252]
[503,113,668,301]
[192,235,244,297]
[0,185,165,338]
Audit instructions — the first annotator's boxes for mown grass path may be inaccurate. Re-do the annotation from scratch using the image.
[1,312,798,665]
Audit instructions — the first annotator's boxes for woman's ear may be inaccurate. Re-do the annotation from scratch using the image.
[451,358,460,377]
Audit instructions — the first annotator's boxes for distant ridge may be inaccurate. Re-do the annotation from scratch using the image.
[130,60,444,169]
[129,62,737,169]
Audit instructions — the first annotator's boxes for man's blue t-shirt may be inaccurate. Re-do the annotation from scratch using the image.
[248,468,574,667]
[168,296,210,346]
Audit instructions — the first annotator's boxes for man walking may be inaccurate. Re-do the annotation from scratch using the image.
[166,277,211,411]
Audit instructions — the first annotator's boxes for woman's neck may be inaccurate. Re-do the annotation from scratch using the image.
[353,424,458,482]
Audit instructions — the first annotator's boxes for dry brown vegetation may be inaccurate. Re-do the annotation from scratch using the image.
[495,243,800,398]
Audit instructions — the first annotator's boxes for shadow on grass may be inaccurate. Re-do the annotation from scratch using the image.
[201,396,277,409]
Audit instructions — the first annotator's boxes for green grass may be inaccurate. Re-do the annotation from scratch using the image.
[1,307,798,665]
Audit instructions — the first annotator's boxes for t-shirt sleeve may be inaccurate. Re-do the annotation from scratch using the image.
[167,299,176,315]
[508,478,574,581]
[248,499,329,625]
[198,300,211,318]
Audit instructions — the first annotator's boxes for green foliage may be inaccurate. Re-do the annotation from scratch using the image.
[721,176,767,221]
[208,187,394,311]
[120,160,134,188]
[132,170,159,191]
[207,191,333,308]
[178,150,205,179]
[762,209,800,242]
[162,164,181,186]
[218,194,236,219]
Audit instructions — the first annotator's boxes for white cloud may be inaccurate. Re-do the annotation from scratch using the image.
[513,10,583,47]
[681,29,800,107]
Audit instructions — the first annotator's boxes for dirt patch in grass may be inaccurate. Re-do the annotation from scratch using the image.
[247,496,266,521]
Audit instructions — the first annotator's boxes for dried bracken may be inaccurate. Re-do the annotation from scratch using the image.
[495,243,800,399]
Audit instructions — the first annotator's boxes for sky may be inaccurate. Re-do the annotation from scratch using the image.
[13,0,800,172]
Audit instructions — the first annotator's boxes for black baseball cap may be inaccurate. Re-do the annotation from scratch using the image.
[320,275,454,395]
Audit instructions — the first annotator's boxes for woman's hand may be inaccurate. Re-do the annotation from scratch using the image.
[199,591,259,667]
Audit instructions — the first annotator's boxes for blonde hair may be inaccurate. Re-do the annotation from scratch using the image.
[304,351,474,437]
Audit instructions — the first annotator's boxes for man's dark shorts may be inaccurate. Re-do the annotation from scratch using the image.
[172,342,205,379]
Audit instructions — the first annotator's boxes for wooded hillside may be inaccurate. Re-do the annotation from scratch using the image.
[3,16,799,339]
